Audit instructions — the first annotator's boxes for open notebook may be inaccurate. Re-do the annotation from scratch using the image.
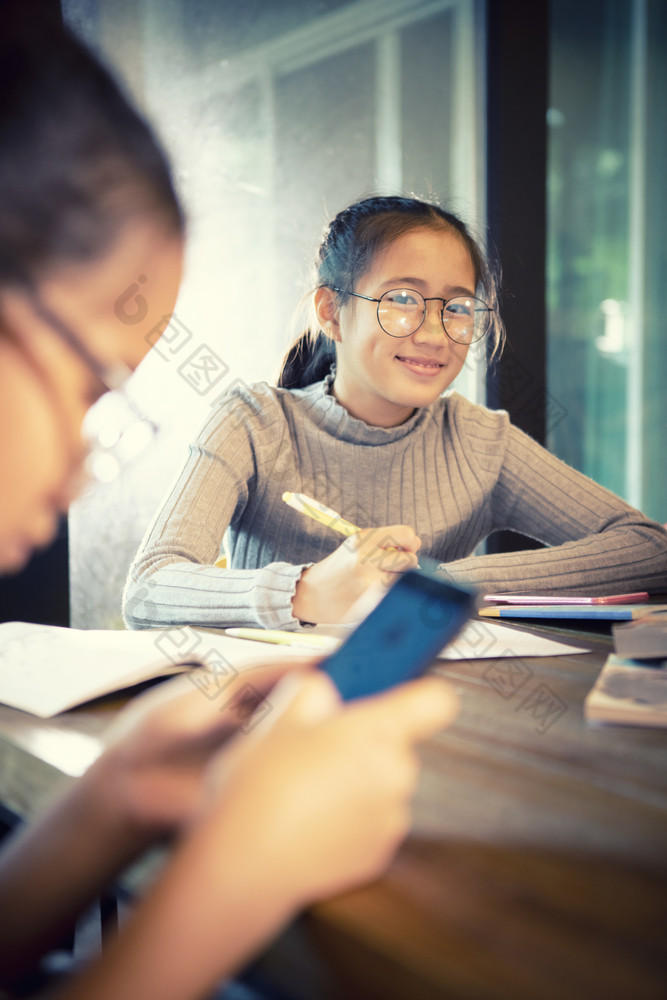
[0,618,590,719]
[0,622,308,718]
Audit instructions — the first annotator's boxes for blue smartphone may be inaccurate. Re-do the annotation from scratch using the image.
[320,569,476,701]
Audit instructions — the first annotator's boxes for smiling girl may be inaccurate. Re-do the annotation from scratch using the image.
[125,196,667,630]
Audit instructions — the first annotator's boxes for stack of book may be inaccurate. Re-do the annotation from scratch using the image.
[584,609,667,728]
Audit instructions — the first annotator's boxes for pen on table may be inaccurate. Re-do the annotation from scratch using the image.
[225,627,338,650]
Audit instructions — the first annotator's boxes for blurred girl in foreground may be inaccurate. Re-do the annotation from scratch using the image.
[0,14,456,999]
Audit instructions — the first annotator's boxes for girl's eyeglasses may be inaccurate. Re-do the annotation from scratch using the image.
[28,296,158,484]
[331,286,494,344]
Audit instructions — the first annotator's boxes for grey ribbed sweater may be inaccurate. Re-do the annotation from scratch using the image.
[124,376,667,630]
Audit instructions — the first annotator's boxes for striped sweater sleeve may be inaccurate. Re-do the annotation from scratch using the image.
[442,404,667,594]
[123,388,308,631]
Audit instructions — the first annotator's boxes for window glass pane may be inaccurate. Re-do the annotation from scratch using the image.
[63,0,485,628]
[547,0,666,522]
[402,10,455,196]
[642,2,667,519]
[273,41,377,338]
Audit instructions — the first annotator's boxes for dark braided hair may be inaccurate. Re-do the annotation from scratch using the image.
[278,195,503,389]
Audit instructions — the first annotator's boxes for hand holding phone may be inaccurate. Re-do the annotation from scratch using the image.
[319,570,476,701]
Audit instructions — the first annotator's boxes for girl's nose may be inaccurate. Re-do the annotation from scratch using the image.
[415,299,447,340]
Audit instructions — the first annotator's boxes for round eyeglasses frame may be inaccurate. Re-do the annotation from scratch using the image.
[27,294,158,483]
[330,286,493,344]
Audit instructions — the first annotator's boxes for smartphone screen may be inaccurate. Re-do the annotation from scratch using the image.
[320,570,476,701]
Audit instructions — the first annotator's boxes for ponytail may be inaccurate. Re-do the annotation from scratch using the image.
[277,331,336,390]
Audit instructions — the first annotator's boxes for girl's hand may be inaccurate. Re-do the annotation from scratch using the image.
[292,524,421,623]
[90,659,315,841]
[196,669,458,911]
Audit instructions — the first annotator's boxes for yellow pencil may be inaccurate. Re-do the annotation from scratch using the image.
[280,489,428,569]
[282,491,360,538]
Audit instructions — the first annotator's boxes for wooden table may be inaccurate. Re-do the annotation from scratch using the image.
[1,622,666,999]
[249,623,667,1000]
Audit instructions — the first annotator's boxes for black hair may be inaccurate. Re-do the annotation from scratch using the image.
[0,11,184,293]
[278,195,503,390]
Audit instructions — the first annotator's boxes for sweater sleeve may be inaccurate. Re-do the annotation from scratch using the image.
[443,409,667,595]
[123,387,308,631]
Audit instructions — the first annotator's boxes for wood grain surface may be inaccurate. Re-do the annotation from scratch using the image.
[1,623,665,999]
[250,626,667,1000]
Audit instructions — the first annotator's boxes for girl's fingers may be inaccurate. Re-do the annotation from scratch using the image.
[350,675,460,745]
[106,658,317,746]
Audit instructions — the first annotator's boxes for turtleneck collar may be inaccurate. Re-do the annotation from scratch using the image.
[296,370,436,445]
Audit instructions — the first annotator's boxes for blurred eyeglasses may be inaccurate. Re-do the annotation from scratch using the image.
[29,296,158,484]
[331,286,494,344]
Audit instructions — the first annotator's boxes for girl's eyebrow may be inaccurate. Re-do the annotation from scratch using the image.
[378,276,427,288]
[377,277,477,296]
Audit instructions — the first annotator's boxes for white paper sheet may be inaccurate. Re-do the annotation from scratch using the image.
[313,616,588,660]
[438,618,589,660]
[0,617,588,719]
